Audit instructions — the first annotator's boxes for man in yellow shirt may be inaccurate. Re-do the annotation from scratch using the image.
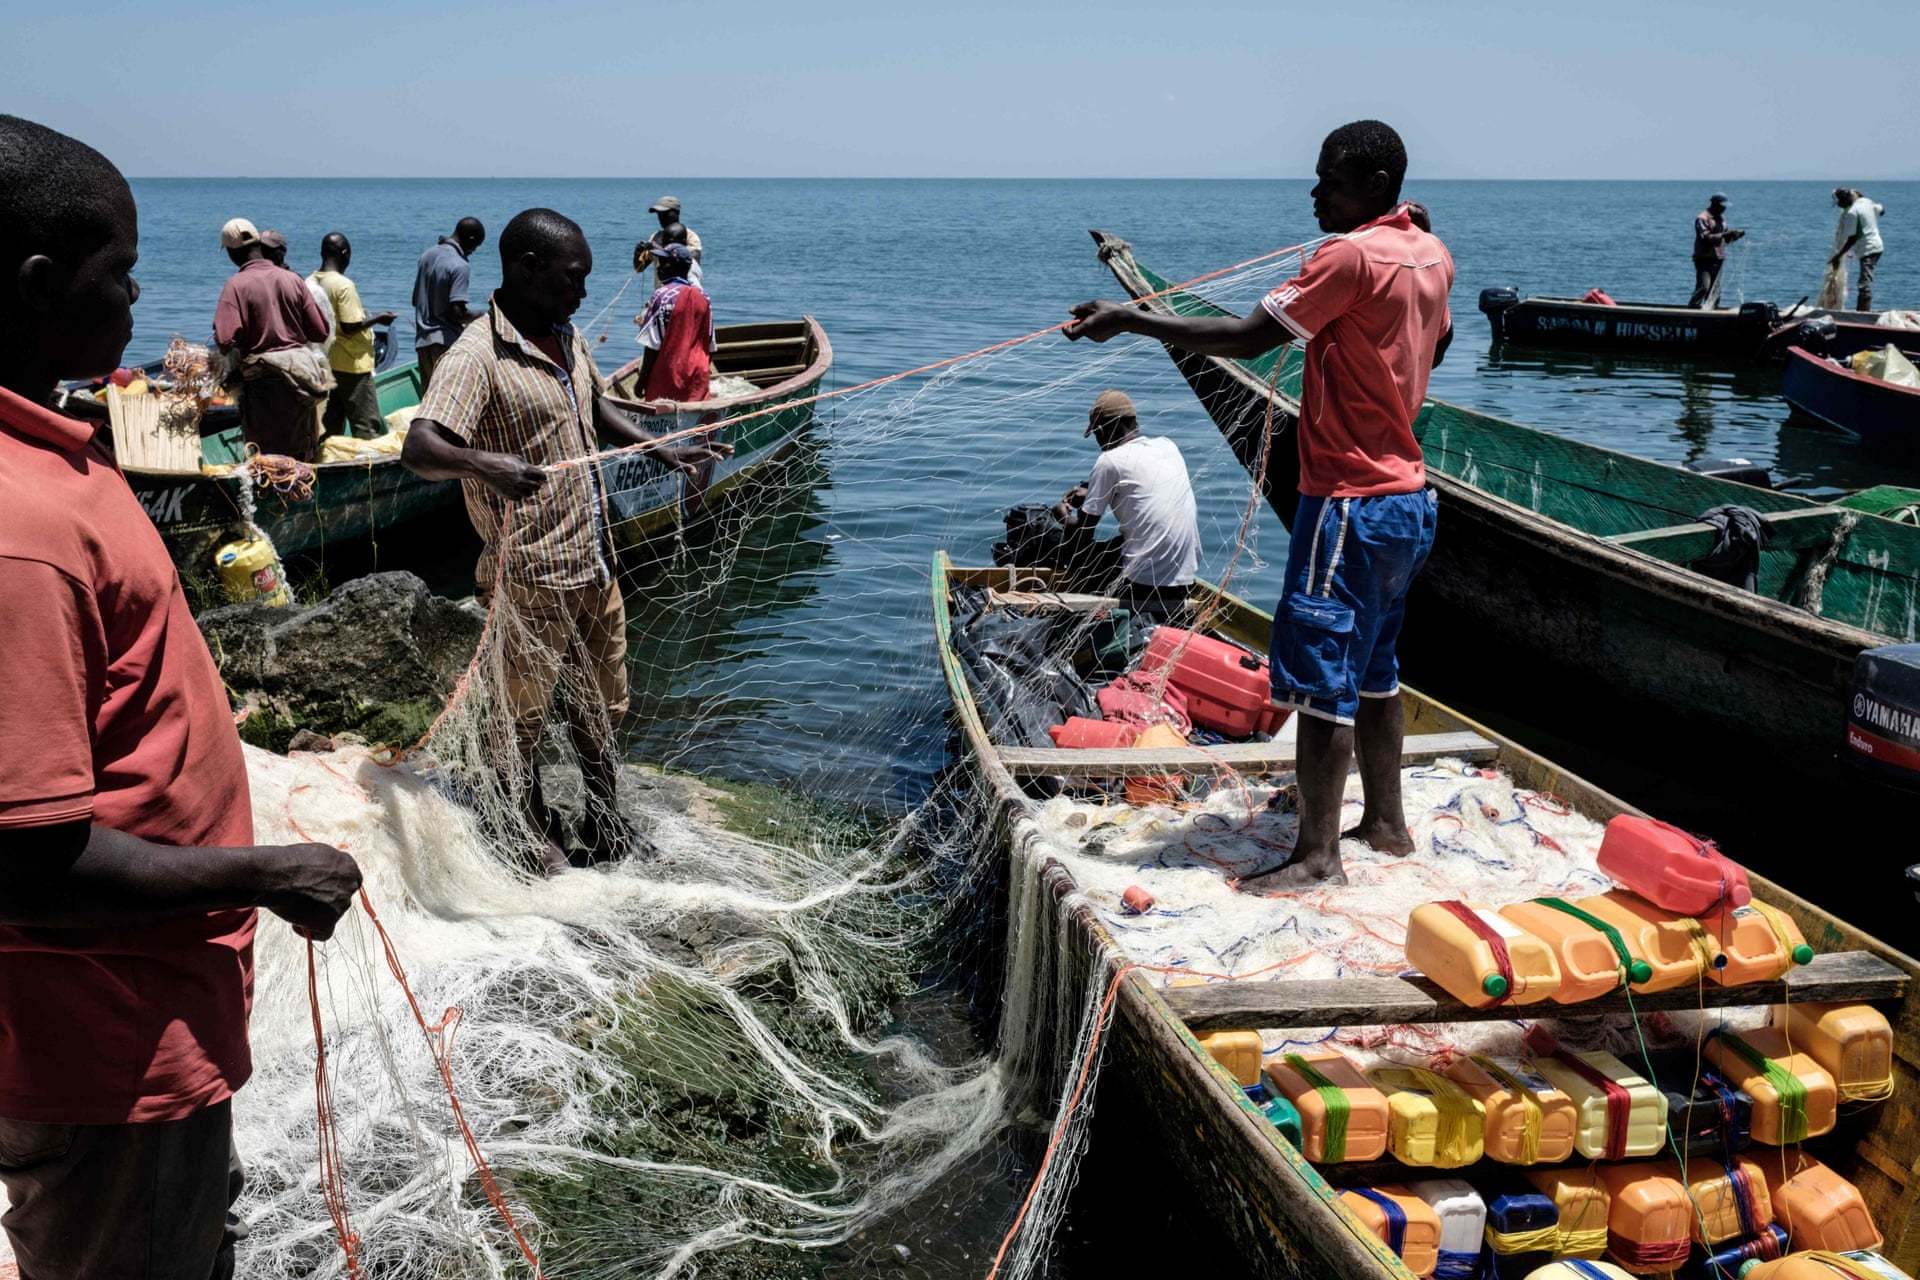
[309,232,396,438]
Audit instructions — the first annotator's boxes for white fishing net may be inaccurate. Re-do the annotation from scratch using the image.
[213,243,1338,1280]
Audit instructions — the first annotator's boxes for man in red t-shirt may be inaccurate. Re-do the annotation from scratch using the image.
[0,114,362,1278]
[633,243,715,407]
[1067,119,1454,889]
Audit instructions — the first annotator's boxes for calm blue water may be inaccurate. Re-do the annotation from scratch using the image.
[124,179,1920,797]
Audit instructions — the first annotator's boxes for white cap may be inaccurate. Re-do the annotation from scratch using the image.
[220,218,259,250]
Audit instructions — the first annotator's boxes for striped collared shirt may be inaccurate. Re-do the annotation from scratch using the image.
[416,297,614,593]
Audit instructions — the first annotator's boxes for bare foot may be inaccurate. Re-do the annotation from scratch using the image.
[535,838,574,878]
[1237,852,1347,893]
[579,811,657,866]
[1344,816,1415,856]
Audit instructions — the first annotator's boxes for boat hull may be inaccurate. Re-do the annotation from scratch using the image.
[1782,345,1920,450]
[1482,293,1781,357]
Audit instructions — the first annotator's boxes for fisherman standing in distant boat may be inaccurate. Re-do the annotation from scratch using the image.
[634,195,704,288]
[634,242,715,406]
[214,217,335,460]
[311,232,398,439]
[412,216,486,389]
[1065,119,1453,890]
[1689,193,1745,309]
[0,113,361,1280]
[1831,188,1886,312]
[400,208,731,873]
[1053,389,1200,626]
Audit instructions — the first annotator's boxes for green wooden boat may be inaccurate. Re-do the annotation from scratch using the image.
[935,552,1920,1280]
[599,318,832,546]
[93,358,455,570]
[1092,231,1920,921]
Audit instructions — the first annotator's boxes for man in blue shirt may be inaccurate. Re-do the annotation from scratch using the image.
[411,217,485,387]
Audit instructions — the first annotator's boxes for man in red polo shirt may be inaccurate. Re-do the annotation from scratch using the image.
[0,114,362,1278]
[633,242,715,406]
[1067,119,1454,889]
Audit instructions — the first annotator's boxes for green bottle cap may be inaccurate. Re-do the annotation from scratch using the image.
[1628,960,1655,986]
[1792,944,1815,966]
[1482,973,1510,999]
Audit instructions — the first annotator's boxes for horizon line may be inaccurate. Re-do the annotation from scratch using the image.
[123,174,1920,183]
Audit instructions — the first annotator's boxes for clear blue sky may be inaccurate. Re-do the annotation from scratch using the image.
[7,0,1912,179]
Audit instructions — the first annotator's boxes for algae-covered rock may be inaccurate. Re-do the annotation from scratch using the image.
[200,571,482,751]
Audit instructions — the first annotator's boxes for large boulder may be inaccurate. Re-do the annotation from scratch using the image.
[200,572,483,751]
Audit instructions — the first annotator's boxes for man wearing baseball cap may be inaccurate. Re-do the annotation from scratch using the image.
[633,195,703,287]
[1053,389,1200,625]
[213,216,334,458]
[633,242,714,404]
[1689,192,1745,308]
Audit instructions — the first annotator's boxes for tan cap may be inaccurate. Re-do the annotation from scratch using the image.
[1085,388,1137,435]
[220,217,259,250]
[648,195,682,214]
[257,228,287,250]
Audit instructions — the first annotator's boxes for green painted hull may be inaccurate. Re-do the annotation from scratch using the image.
[124,359,458,567]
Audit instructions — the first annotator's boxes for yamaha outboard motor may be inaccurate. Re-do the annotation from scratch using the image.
[1843,644,1920,792]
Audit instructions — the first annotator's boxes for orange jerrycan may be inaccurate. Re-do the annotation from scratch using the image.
[1339,1184,1441,1278]
[1592,1162,1691,1274]
[1645,1156,1773,1246]
[1572,891,1713,993]
[1531,1047,1667,1159]
[1596,813,1751,915]
[1741,1253,1912,1280]
[1194,1029,1263,1087]
[1762,1154,1883,1253]
[1406,901,1562,1006]
[1499,898,1650,1002]
[1444,1054,1576,1165]
[1522,1167,1610,1259]
[1262,1049,1389,1163]
[1520,1262,1637,1280]
[1696,900,1814,985]
[1123,722,1187,805]
[1773,1003,1894,1103]
[1705,1029,1838,1145]
[1368,1065,1486,1169]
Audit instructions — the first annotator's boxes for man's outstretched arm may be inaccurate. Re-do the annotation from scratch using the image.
[1064,298,1291,361]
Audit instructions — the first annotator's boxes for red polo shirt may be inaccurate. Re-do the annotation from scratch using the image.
[1262,204,1454,498]
[0,384,256,1125]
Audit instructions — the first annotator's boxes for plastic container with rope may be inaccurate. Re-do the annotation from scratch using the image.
[1522,1167,1611,1260]
[1761,1154,1883,1253]
[1569,891,1714,994]
[1705,1029,1838,1145]
[1647,1154,1773,1246]
[1262,1049,1389,1163]
[1368,1065,1487,1168]
[1643,1048,1754,1157]
[1405,901,1562,1007]
[1596,813,1752,915]
[1530,1047,1668,1159]
[1193,1029,1263,1087]
[1698,901,1816,986]
[1500,898,1655,1003]
[1444,1054,1577,1165]
[1408,1178,1486,1280]
[1739,1251,1912,1280]
[1592,1161,1691,1275]
[1340,1184,1441,1279]
[1480,1183,1561,1279]
[1771,1004,1895,1104]
[1518,1260,1635,1280]
[1702,1224,1791,1275]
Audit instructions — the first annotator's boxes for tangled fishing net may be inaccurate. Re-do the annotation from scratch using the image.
[154,240,1387,1279]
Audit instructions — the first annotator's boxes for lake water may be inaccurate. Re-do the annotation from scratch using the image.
[122,178,1917,1274]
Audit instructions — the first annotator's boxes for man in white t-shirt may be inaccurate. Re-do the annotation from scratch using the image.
[1831,187,1886,312]
[1056,389,1201,624]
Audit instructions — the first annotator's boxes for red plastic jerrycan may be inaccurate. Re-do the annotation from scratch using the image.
[1133,627,1289,738]
[1596,815,1750,916]
[1047,717,1136,750]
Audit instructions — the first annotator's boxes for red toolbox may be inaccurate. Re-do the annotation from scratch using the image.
[1133,627,1289,738]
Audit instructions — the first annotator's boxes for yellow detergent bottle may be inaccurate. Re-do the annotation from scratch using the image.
[1705,1029,1838,1145]
[1532,1048,1668,1159]
[1762,1154,1884,1253]
[1499,898,1652,1003]
[1522,1166,1611,1259]
[213,535,291,607]
[1368,1065,1486,1169]
[1444,1054,1577,1165]
[1405,901,1562,1007]
[1771,1003,1894,1103]
[1263,1050,1389,1163]
[1572,890,1713,993]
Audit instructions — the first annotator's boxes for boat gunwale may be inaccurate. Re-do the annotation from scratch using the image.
[604,315,833,418]
[1784,344,1920,400]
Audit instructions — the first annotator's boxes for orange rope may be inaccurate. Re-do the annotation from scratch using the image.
[309,939,365,1277]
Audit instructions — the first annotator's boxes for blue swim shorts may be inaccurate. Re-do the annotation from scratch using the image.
[1269,488,1438,726]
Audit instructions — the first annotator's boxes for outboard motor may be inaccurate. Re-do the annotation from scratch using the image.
[1738,300,1779,331]
[1687,458,1774,490]
[996,503,1066,570]
[1479,286,1521,317]
[1843,644,1920,792]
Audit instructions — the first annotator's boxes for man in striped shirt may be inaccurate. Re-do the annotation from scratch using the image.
[1066,120,1453,890]
[402,208,729,871]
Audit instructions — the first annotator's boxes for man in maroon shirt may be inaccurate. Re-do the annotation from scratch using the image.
[0,114,362,1278]
[213,216,334,460]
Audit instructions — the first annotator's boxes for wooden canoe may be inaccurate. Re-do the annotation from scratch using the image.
[1092,231,1920,935]
[1782,344,1920,451]
[599,318,832,546]
[1480,289,1880,360]
[934,552,1920,1279]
